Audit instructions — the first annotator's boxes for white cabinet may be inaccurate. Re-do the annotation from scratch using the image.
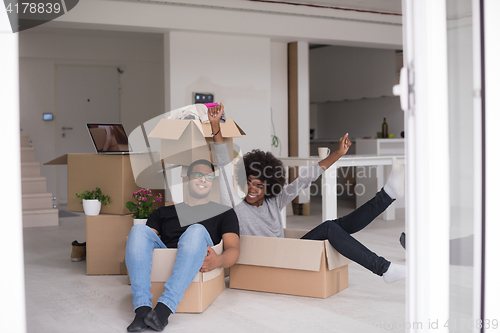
[356,138,405,156]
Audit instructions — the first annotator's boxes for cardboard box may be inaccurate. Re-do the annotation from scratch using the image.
[229,229,351,298]
[149,242,225,313]
[86,214,134,275]
[45,154,164,214]
[148,119,245,166]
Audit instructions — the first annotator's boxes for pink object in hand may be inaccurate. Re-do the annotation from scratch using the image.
[203,103,219,108]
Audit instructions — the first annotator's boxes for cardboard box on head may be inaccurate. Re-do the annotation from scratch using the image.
[146,116,245,209]
[148,118,245,167]
[127,102,244,193]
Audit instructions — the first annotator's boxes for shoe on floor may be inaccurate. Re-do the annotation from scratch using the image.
[71,240,86,262]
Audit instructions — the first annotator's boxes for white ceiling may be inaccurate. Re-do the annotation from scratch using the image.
[249,0,402,15]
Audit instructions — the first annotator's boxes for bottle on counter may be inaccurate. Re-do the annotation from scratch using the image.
[382,117,388,138]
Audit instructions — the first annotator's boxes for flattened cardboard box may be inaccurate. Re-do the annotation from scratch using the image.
[149,242,225,313]
[45,154,164,215]
[86,214,133,275]
[229,229,351,298]
[148,118,245,166]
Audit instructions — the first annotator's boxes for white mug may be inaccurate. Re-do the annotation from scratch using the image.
[318,147,330,159]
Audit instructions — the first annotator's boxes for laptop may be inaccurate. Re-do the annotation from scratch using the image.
[86,123,148,155]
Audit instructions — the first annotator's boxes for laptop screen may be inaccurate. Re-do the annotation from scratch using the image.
[87,124,130,153]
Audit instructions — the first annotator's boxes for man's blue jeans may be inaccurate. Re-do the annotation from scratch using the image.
[125,223,214,313]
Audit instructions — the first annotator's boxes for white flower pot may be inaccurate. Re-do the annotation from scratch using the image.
[133,219,148,226]
[82,199,101,216]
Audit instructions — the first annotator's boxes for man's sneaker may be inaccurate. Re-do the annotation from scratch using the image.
[71,240,86,262]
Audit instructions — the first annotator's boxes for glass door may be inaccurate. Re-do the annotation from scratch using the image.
[401,0,453,329]
[483,0,500,329]
[446,0,479,331]
[399,0,484,331]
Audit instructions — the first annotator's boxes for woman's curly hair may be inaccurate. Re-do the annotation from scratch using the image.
[235,149,287,199]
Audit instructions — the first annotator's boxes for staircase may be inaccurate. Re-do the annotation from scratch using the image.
[21,134,59,227]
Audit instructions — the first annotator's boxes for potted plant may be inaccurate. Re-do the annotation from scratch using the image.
[75,187,111,216]
[126,189,163,225]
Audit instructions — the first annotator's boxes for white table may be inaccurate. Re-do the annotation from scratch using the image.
[279,155,405,228]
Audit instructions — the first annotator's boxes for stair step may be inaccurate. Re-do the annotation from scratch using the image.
[21,177,47,194]
[22,193,53,210]
[21,162,41,177]
[20,134,29,147]
[23,193,53,198]
[21,147,35,162]
[23,208,58,215]
[22,208,59,228]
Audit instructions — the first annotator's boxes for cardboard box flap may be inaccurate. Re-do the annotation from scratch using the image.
[151,248,178,282]
[151,242,223,283]
[149,119,211,166]
[236,235,324,272]
[148,119,193,140]
[44,154,69,165]
[233,121,246,136]
[283,228,350,270]
[325,243,352,270]
[283,228,309,239]
[200,119,245,138]
[151,268,225,313]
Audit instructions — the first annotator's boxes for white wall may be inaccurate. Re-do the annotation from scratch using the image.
[314,97,404,140]
[168,31,272,154]
[19,28,164,203]
[310,45,402,140]
[310,45,397,102]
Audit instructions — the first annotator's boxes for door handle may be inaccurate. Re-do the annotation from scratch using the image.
[393,67,409,112]
[61,127,74,130]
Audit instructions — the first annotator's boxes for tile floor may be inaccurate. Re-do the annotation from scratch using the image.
[23,197,407,333]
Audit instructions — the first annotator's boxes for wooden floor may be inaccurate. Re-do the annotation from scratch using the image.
[23,198,408,333]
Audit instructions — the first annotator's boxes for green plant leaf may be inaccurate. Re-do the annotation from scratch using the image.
[125,201,138,213]
[76,187,111,206]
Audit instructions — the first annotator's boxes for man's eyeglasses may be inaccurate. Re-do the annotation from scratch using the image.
[190,172,215,182]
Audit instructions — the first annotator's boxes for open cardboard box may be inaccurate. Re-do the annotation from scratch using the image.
[150,242,225,313]
[229,229,351,298]
[86,214,134,275]
[148,119,245,166]
[45,154,164,214]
